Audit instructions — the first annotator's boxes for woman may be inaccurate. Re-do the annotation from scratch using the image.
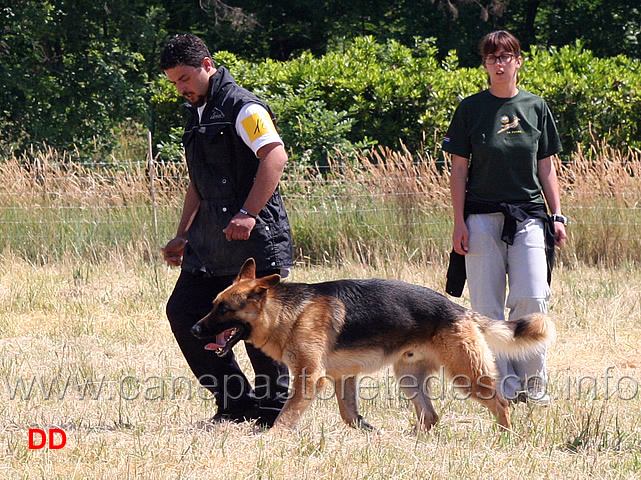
[443,30,567,405]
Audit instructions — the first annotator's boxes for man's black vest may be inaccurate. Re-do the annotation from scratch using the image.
[181,66,293,276]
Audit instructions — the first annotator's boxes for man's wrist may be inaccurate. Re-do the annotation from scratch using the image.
[239,208,257,219]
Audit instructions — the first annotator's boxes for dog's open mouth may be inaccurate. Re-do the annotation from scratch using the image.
[204,326,245,357]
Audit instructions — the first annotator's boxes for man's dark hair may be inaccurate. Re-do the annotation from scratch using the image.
[160,34,213,70]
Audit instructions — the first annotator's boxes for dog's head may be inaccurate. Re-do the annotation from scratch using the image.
[191,258,281,356]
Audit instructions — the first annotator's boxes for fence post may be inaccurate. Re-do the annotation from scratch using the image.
[147,131,159,243]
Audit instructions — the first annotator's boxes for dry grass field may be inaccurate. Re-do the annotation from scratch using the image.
[0,256,639,479]
[1,141,640,478]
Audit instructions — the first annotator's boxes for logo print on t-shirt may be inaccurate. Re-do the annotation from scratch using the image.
[241,113,277,143]
[497,115,521,134]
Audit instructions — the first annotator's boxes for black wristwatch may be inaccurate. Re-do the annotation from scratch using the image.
[239,208,257,219]
[551,213,568,225]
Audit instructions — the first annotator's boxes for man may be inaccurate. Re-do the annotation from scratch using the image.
[160,34,293,427]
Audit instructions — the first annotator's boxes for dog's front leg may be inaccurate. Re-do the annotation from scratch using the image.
[334,374,375,430]
[271,362,326,431]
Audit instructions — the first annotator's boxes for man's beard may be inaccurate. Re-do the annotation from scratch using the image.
[186,94,206,107]
[192,95,207,108]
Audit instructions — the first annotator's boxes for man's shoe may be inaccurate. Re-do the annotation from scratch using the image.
[210,407,261,424]
[254,404,282,428]
[210,405,282,428]
[526,388,552,406]
[512,388,551,407]
[510,391,528,404]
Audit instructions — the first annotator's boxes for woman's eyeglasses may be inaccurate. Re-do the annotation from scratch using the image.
[484,53,517,65]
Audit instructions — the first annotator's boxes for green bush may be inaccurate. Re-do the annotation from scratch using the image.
[149,38,641,165]
[523,41,641,152]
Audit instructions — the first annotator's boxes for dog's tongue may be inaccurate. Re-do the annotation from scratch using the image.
[204,341,223,351]
[204,329,235,351]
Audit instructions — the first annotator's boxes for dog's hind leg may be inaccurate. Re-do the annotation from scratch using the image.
[435,330,512,431]
[468,373,511,431]
[334,374,375,430]
[394,360,439,432]
[451,372,511,431]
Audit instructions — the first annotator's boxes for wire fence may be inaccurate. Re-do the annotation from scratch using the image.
[1,163,640,220]
[2,149,641,266]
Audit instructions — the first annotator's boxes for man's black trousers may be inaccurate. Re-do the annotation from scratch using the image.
[166,269,290,414]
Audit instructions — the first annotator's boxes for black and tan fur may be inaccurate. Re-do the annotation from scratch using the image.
[192,258,555,432]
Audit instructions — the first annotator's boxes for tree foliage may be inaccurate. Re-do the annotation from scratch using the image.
[0,0,165,156]
[1,0,639,160]
[148,37,640,167]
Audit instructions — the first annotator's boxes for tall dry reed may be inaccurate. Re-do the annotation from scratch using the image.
[1,140,640,268]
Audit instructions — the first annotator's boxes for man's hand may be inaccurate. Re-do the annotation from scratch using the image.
[223,213,255,241]
[162,236,187,266]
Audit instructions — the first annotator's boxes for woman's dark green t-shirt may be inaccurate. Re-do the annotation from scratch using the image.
[443,89,562,204]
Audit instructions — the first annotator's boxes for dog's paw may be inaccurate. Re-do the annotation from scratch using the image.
[269,419,298,432]
[353,415,376,431]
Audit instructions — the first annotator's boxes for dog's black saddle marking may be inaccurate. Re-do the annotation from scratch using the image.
[288,279,467,353]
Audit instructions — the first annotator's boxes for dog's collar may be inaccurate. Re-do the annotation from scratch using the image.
[257,329,275,350]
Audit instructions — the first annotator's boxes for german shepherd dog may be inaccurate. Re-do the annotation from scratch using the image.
[192,258,555,432]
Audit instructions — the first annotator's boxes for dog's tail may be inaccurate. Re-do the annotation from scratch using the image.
[475,312,556,359]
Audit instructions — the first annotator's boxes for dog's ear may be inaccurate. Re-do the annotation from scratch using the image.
[235,258,256,282]
[250,273,281,296]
